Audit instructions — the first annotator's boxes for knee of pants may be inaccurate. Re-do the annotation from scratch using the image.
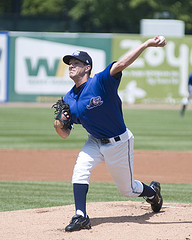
[118,180,143,198]
[72,169,90,185]
[119,188,140,198]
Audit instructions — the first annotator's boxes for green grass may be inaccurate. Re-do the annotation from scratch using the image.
[124,109,192,150]
[0,107,87,149]
[0,107,192,150]
[0,106,192,212]
[0,181,191,212]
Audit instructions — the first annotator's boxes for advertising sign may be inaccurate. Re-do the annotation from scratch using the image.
[113,35,192,104]
[0,32,8,102]
[15,37,105,95]
[9,32,111,102]
[8,32,192,104]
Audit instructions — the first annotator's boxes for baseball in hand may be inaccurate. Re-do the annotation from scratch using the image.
[159,35,165,41]
[158,35,166,46]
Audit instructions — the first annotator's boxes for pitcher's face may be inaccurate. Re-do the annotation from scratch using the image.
[68,58,87,79]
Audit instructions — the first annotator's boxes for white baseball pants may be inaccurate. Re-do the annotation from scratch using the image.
[72,129,143,197]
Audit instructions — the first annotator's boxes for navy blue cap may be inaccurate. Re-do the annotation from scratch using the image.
[63,50,92,69]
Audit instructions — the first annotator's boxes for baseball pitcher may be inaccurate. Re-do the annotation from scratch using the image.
[52,35,167,232]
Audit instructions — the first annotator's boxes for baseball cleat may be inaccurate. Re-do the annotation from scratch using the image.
[146,181,163,213]
[65,214,91,232]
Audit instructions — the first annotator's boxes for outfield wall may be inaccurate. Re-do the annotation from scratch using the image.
[1,31,192,104]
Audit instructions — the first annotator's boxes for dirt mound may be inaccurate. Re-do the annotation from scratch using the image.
[1,201,192,240]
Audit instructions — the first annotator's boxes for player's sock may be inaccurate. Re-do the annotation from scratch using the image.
[76,209,85,217]
[73,183,89,217]
[180,104,186,116]
[138,182,156,197]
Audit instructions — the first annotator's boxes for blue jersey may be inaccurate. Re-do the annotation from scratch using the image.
[64,62,126,139]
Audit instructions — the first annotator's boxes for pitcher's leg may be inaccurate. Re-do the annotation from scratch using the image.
[73,183,89,217]
[103,131,163,212]
[72,136,103,217]
[104,130,155,198]
[104,132,143,197]
[72,137,103,184]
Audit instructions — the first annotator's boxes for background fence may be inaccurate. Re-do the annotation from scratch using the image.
[1,31,192,104]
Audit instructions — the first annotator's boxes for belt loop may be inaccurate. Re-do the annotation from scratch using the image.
[100,135,121,144]
[100,138,110,144]
[114,136,120,142]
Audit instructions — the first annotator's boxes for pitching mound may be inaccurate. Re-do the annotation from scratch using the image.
[1,201,192,240]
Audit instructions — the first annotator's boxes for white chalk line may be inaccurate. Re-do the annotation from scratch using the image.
[143,204,192,209]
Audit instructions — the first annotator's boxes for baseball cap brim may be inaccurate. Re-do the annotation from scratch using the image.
[63,51,93,69]
[63,55,92,66]
[63,55,76,65]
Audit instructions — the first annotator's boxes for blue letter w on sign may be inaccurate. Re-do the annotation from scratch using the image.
[25,58,60,76]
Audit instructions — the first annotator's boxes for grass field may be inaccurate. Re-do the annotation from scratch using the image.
[0,106,192,212]
[0,181,192,212]
[0,107,192,150]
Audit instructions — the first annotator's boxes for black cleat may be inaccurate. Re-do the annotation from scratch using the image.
[65,214,91,232]
[146,181,163,213]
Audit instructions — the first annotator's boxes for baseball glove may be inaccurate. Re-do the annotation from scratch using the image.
[52,97,71,129]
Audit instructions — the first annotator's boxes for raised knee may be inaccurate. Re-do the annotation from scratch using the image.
[119,189,136,198]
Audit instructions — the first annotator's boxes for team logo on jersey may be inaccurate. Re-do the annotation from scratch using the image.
[86,96,103,109]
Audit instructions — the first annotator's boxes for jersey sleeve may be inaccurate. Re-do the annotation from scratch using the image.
[96,62,122,91]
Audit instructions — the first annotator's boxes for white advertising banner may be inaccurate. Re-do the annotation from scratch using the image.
[15,37,106,95]
[0,32,8,102]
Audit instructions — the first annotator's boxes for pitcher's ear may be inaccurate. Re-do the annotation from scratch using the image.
[85,64,91,73]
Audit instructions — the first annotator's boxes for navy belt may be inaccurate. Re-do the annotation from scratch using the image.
[100,136,121,144]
